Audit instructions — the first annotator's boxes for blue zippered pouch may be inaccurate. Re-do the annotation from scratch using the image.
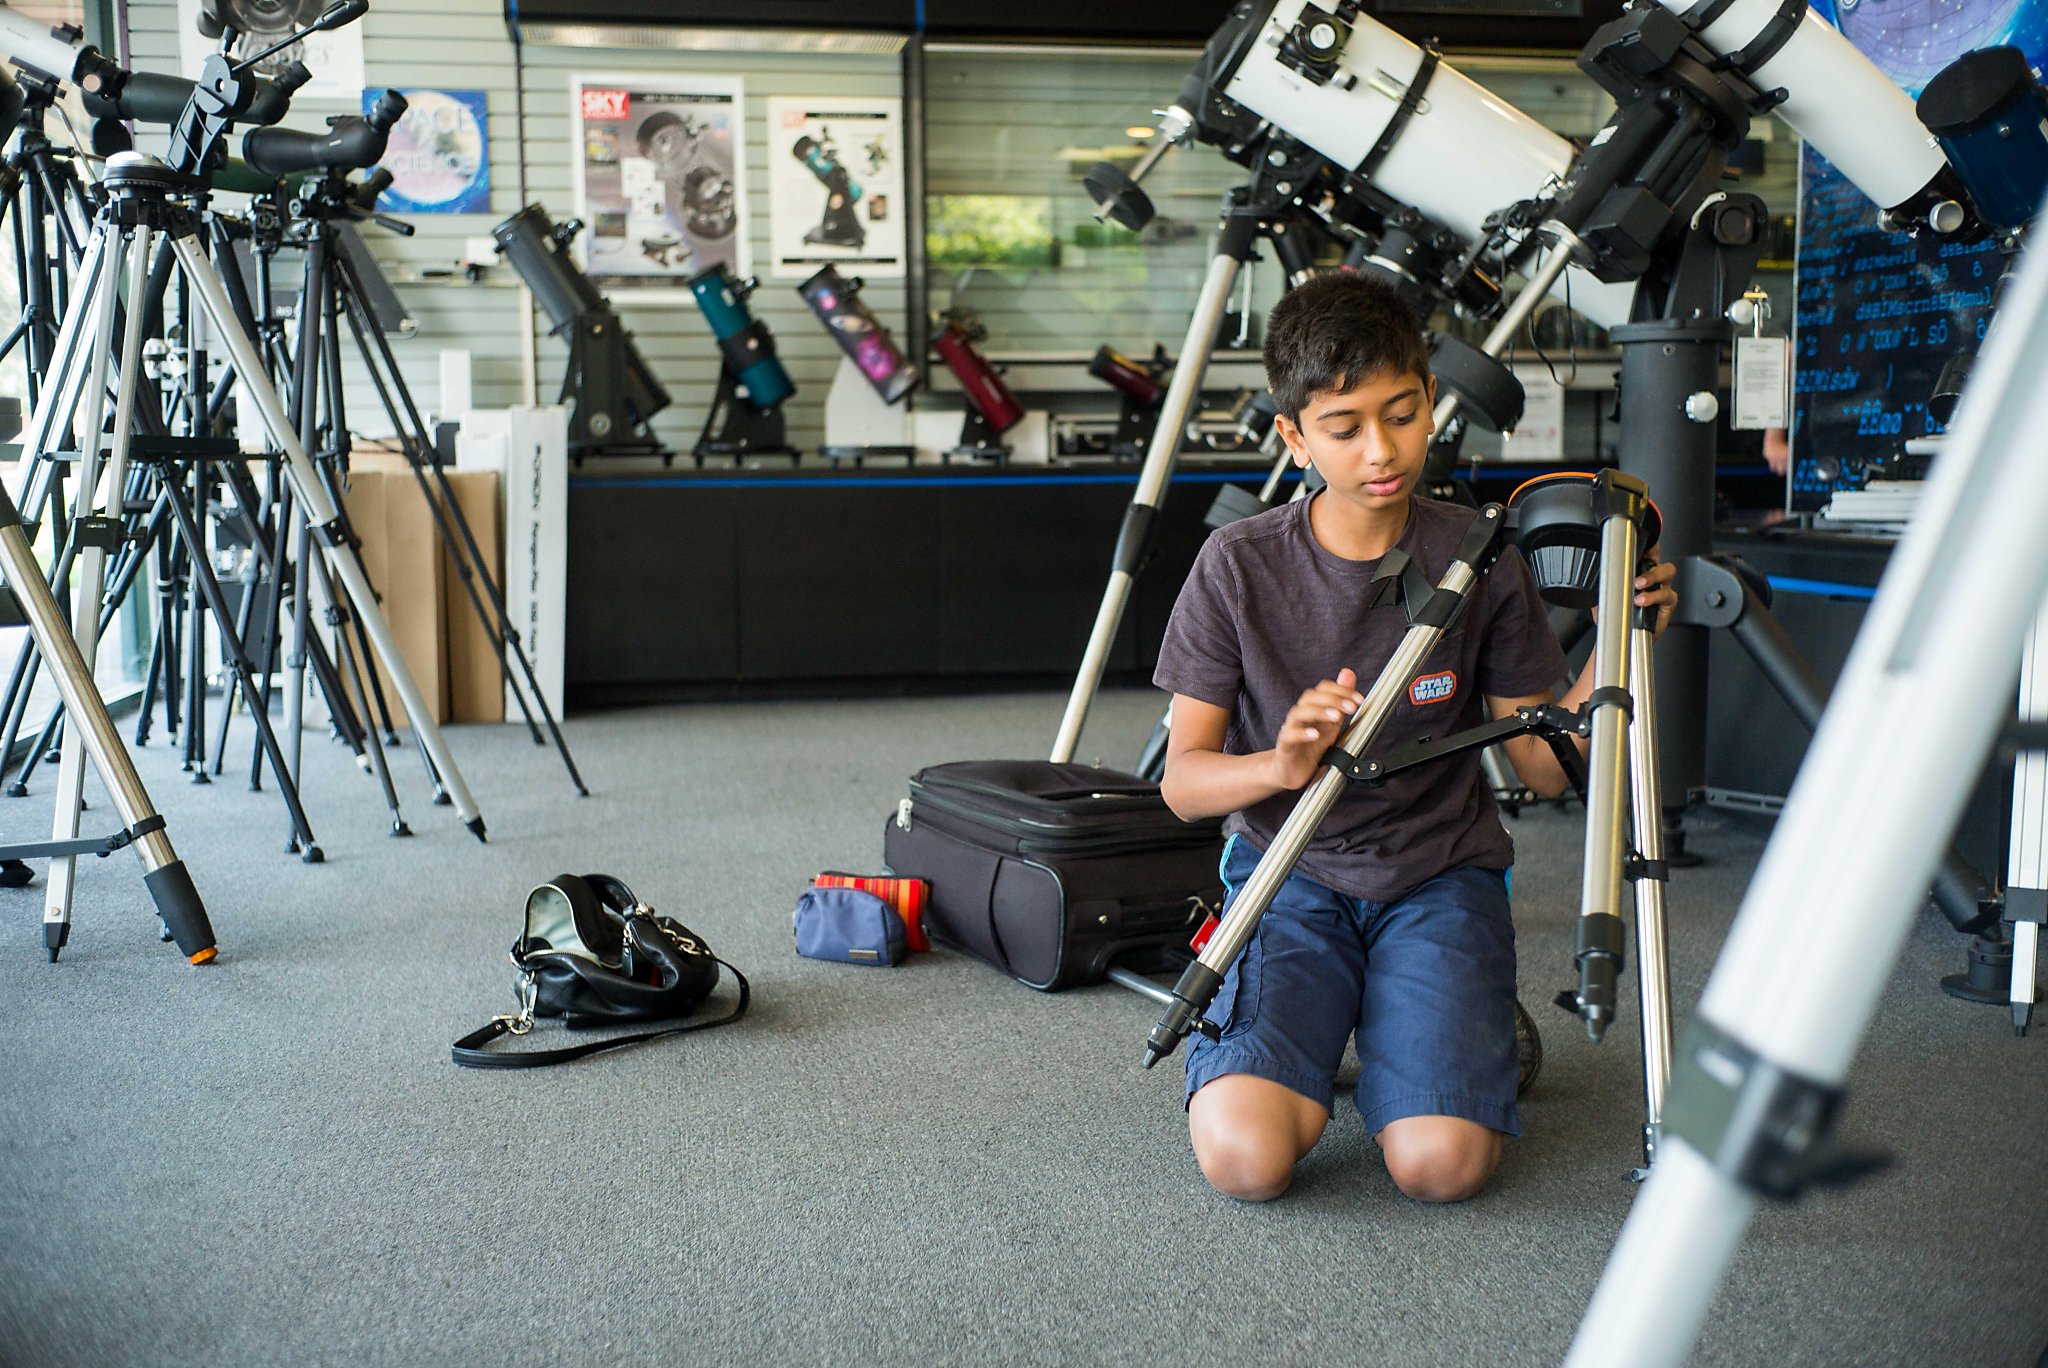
[793,886,908,966]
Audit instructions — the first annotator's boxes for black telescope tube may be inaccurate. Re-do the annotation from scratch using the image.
[241,89,405,176]
[79,64,305,127]
[492,205,607,334]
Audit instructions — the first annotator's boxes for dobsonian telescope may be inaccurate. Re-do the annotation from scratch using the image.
[791,127,865,249]
[493,204,670,461]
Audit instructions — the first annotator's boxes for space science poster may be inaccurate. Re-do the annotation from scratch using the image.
[766,97,906,279]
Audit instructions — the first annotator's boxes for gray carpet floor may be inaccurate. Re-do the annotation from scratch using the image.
[1,688,2043,1368]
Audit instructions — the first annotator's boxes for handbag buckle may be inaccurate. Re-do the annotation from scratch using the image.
[493,971,539,1036]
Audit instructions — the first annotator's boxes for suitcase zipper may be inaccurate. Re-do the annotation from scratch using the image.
[905,789,1214,856]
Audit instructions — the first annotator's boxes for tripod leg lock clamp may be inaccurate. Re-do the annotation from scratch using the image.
[1323,748,1381,785]
[102,813,168,856]
[72,516,125,552]
[311,518,358,552]
[1662,1018,1892,1201]
[1582,685,1634,724]
[1623,855,1670,882]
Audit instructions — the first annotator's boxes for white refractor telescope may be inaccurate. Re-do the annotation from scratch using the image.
[1111,0,1969,329]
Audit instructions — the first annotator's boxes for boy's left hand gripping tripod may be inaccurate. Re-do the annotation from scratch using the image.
[1143,472,1679,1176]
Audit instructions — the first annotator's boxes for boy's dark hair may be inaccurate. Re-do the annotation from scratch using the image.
[1262,272,1431,418]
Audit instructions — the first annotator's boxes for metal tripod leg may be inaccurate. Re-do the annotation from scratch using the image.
[333,248,589,795]
[2005,598,2048,1036]
[1625,617,1674,1176]
[165,229,486,839]
[45,220,143,943]
[0,489,214,962]
[1051,219,1255,763]
[1569,499,1643,1043]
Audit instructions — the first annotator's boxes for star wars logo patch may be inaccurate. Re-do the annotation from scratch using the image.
[1409,670,1458,705]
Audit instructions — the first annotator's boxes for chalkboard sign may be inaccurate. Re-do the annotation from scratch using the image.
[1790,0,2048,511]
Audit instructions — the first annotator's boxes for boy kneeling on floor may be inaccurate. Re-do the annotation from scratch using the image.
[1154,274,1677,1203]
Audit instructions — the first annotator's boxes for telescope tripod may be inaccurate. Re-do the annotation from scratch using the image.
[0,192,216,963]
[1142,473,1680,1176]
[30,154,487,874]
[278,170,587,795]
[1049,177,1326,765]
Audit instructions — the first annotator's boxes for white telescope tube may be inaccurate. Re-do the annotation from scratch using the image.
[1652,0,1945,211]
[0,3,90,84]
[1219,0,1635,328]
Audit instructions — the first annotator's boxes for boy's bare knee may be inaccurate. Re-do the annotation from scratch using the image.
[1378,1117,1502,1203]
[1188,1074,1328,1202]
[1195,1130,1296,1202]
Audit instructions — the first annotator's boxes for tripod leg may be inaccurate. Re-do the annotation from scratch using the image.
[1625,618,1674,1178]
[336,268,588,792]
[0,492,214,962]
[328,589,410,837]
[183,459,209,783]
[1134,703,1172,784]
[44,221,140,942]
[1568,505,1643,1043]
[172,234,485,838]
[1051,222,1253,763]
[159,472,324,860]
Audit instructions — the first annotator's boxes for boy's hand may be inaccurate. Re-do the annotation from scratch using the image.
[1269,668,1364,791]
[1637,553,1679,639]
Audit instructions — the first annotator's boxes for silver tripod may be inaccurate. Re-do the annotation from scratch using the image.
[1139,472,1678,1174]
[0,212,214,962]
[1564,217,2048,1368]
[30,150,486,947]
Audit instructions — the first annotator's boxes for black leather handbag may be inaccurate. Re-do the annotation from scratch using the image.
[452,873,749,1069]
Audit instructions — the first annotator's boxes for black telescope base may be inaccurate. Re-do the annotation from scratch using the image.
[1939,930,2013,1005]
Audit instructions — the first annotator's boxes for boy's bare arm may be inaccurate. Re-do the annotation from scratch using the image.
[1160,672,1366,822]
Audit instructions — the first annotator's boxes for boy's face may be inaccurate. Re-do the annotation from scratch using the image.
[1273,368,1436,516]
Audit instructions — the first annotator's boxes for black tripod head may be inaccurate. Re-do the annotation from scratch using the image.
[159,0,367,183]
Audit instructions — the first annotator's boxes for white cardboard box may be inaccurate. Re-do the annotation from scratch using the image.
[457,406,568,721]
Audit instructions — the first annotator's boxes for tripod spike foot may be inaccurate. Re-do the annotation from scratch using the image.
[391,822,413,837]
[466,816,487,843]
[301,845,325,865]
[1,859,35,888]
[6,783,26,797]
[43,922,65,962]
[2015,1002,2032,1037]
[433,789,452,807]
[190,771,211,785]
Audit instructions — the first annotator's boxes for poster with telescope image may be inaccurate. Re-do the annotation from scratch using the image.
[175,0,365,104]
[765,97,905,279]
[571,74,750,292]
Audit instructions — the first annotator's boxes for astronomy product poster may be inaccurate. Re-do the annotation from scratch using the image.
[176,0,364,103]
[572,75,749,292]
[766,97,905,279]
[365,89,489,215]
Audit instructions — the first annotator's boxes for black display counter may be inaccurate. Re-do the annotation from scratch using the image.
[564,464,1293,705]
[564,460,1782,706]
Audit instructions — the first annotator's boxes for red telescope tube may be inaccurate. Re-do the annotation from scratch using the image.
[1089,345,1163,406]
[934,321,1023,433]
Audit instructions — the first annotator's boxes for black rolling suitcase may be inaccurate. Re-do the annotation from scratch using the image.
[882,760,1225,991]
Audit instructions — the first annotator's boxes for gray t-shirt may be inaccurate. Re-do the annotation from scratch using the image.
[1152,492,1568,902]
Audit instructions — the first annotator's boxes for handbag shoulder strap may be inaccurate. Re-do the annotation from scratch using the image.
[451,959,750,1070]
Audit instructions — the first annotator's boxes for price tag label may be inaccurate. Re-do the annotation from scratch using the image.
[1733,335,1790,430]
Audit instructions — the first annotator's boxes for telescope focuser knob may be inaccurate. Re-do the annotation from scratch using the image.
[1084,161,1155,232]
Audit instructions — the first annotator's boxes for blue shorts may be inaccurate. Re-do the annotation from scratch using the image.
[1186,835,1522,1138]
